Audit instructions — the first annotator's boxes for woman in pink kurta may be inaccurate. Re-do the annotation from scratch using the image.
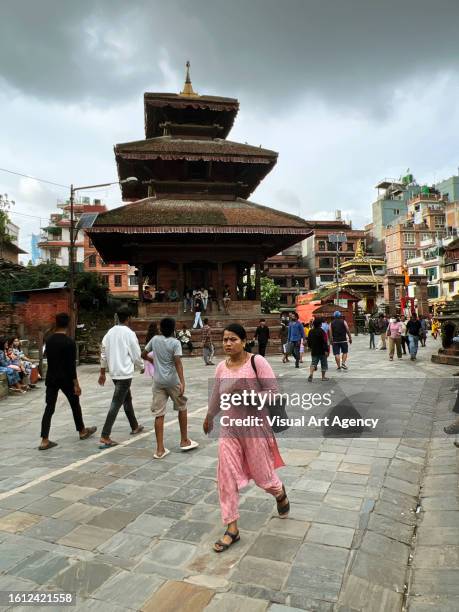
[203,323,290,553]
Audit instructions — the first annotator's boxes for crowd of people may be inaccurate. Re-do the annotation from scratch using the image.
[366,312,439,361]
[142,284,231,318]
[0,336,40,393]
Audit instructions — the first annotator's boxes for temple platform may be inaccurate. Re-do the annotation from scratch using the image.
[131,306,284,356]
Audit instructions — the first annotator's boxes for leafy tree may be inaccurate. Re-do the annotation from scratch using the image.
[0,261,108,309]
[0,202,13,259]
[261,276,280,313]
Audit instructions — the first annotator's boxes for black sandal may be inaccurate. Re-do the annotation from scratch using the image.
[276,485,290,519]
[214,529,240,553]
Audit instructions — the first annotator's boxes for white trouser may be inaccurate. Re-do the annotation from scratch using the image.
[193,312,203,328]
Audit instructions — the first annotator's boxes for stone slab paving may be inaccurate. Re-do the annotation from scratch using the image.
[0,335,456,611]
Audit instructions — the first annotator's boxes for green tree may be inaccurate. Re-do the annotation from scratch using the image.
[261,276,281,313]
[0,202,13,259]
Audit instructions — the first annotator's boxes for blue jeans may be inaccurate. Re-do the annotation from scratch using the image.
[408,334,419,357]
[369,332,375,349]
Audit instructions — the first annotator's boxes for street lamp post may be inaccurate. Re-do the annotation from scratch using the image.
[328,232,347,304]
[68,177,138,337]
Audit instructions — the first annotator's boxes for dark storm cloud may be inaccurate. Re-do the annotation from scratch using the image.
[2,0,459,112]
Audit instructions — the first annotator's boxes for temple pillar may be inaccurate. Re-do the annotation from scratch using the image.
[383,276,396,316]
[255,263,261,301]
[177,262,184,299]
[217,262,223,302]
[137,264,144,302]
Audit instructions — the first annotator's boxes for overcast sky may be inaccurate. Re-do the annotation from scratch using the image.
[1,0,459,260]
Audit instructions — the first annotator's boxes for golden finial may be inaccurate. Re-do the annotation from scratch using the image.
[180,61,198,97]
[355,239,365,258]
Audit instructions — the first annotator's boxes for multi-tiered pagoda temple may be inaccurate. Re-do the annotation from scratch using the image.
[86,64,311,317]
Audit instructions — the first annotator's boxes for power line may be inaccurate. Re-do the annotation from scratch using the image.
[8,210,49,221]
[0,167,69,189]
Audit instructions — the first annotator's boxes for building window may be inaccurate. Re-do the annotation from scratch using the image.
[405,250,417,260]
[444,263,456,273]
[88,238,94,248]
[88,254,97,268]
[434,216,445,228]
[318,241,326,251]
[403,233,415,245]
[347,242,354,251]
[129,275,138,286]
[99,258,105,266]
[421,233,432,241]
[426,267,437,281]
[319,257,333,268]
[114,275,122,287]
[449,281,455,293]
[319,274,334,282]
[411,267,419,275]
[427,285,439,298]
[101,274,109,285]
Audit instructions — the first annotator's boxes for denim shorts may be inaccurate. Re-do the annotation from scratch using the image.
[311,355,328,371]
[332,342,348,355]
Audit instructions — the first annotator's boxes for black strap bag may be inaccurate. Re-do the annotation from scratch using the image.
[250,355,289,433]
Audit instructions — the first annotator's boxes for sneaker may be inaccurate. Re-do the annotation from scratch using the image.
[341,364,348,370]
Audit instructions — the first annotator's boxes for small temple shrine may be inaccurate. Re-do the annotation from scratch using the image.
[85,64,311,319]
[329,240,386,313]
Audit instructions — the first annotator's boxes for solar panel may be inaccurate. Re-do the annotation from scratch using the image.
[76,213,99,229]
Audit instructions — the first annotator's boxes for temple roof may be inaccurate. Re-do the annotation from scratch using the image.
[88,197,311,234]
[115,137,277,163]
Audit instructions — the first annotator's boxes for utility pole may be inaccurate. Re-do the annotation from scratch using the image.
[68,184,76,338]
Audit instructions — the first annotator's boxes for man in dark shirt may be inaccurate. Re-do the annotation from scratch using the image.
[307,318,329,382]
[39,313,96,450]
[406,314,422,361]
[253,319,270,357]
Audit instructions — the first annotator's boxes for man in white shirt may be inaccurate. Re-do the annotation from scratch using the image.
[98,308,144,448]
[142,317,198,459]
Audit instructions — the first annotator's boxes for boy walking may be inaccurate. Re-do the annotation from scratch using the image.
[307,318,329,382]
[143,317,198,459]
[39,313,96,450]
[288,312,305,368]
[202,318,215,366]
[98,308,145,448]
[330,311,352,370]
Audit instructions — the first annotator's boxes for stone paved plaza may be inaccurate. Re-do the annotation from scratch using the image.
[0,335,458,611]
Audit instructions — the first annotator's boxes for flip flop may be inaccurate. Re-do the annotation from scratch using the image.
[153,448,170,460]
[180,439,199,452]
[80,426,97,440]
[98,440,119,449]
[130,425,145,435]
[38,441,58,451]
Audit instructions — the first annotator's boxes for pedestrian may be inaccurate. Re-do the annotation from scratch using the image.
[192,293,204,329]
[406,313,422,361]
[223,285,231,314]
[253,318,270,357]
[143,322,158,379]
[177,324,193,355]
[39,313,96,451]
[203,323,289,553]
[400,315,408,355]
[330,311,352,370]
[287,312,305,368]
[387,316,403,360]
[377,314,388,349]
[307,318,330,382]
[364,313,370,334]
[143,317,198,459]
[201,287,209,312]
[202,318,215,365]
[368,316,376,349]
[419,316,428,347]
[280,314,290,363]
[98,308,145,449]
[431,317,440,340]
[183,288,193,313]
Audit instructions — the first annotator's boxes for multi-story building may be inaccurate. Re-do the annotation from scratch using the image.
[371,174,422,254]
[39,198,137,296]
[264,243,310,307]
[84,233,138,297]
[301,216,367,289]
[386,192,448,275]
[30,233,41,264]
[1,220,26,264]
[442,237,459,299]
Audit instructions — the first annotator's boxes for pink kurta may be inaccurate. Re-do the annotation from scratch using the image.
[209,355,285,524]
